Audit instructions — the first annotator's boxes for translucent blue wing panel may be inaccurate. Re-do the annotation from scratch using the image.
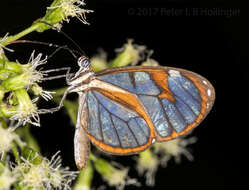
[99,104,120,147]
[111,116,138,148]
[172,75,202,102]
[87,91,150,148]
[98,72,161,95]
[134,118,150,138]
[134,72,160,95]
[87,91,102,141]
[128,118,148,145]
[161,98,187,133]
[175,96,197,124]
[98,72,134,94]
[168,76,201,115]
[94,91,137,122]
[139,95,172,137]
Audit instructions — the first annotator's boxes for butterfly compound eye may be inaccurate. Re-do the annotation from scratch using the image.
[78,56,90,69]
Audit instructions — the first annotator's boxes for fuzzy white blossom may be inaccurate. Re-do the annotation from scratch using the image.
[26,51,56,100]
[0,165,16,190]
[0,126,24,154]
[154,136,197,165]
[136,136,197,186]
[136,150,159,186]
[9,97,41,127]
[32,84,55,101]
[8,52,57,126]
[23,51,48,85]
[0,33,14,59]
[141,56,159,67]
[115,39,147,66]
[103,165,139,190]
[48,0,93,24]
[94,157,140,190]
[13,151,78,190]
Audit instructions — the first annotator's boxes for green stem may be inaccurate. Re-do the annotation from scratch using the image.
[14,89,34,111]
[89,153,97,161]
[1,24,40,46]
[16,125,40,152]
[64,100,78,125]
[0,118,8,128]
[0,86,5,103]
[0,161,5,170]
[73,161,94,190]
[90,154,115,177]
[53,88,67,97]
[23,126,40,152]
[11,143,21,163]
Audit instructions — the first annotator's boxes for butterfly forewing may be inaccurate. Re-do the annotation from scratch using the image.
[84,66,215,155]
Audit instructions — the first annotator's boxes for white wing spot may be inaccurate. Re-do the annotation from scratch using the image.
[206,103,210,109]
[168,70,181,76]
[203,80,208,85]
[152,138,156,144]
[207,89,211,96]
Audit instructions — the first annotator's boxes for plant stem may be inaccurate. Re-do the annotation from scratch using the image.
[1,24,40,46]
[73,161,94,190]
[11,143,21,163]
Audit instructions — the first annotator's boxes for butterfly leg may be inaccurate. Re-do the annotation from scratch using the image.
[39,85,75,114]
[41,67,72,81]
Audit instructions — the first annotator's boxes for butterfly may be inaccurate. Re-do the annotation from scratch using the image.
[49,56,215,169]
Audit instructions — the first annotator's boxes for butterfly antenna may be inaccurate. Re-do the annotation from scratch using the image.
[8,40,80,60]
[38,21,88,57]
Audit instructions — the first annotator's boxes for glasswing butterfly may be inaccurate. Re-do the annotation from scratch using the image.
[45,55,215,169]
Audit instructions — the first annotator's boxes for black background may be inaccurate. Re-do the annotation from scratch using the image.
[0,0,248,190]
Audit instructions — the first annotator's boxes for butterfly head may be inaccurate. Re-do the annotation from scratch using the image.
[78,56,91,71]
[66,56,94,86]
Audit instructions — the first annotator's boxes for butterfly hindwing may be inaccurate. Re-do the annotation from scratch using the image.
[86,90,153,155]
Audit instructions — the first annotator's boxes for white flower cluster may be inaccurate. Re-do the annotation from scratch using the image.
[0,126,24,155]
[13,152,78,190]
[48,0,93,24]
[0,165,16,190]
[8,52,56,127]
[136,136,197,186]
